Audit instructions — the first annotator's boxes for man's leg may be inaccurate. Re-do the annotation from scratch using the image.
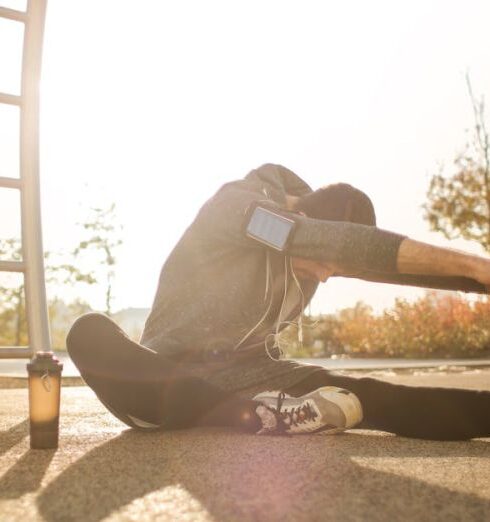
[66,313,261,431]
[283,370,490,440]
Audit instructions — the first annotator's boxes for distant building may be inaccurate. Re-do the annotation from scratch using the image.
[112,307,150,340]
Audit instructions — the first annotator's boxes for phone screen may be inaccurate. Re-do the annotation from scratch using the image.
[246,206,295,251]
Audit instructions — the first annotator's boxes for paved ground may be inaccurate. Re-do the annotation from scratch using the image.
[1,368,489,521]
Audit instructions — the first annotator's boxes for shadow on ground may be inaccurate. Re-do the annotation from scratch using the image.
[0,418,57,500]
[0,419,28,457]
[27,429,490,522]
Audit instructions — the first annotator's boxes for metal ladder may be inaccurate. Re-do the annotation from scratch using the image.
[0,0,51,359]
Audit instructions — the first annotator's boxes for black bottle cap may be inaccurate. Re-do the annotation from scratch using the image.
[27,351,63,374]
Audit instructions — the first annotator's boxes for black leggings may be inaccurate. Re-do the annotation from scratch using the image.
[284,372,490,440]
[67,313,490,440]
[67,313,263,432]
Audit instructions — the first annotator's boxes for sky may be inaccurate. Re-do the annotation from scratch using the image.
[1,0,490,314]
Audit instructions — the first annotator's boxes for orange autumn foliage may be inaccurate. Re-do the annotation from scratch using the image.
[283,293,490,358]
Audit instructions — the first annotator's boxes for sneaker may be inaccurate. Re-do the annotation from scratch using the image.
[253,386,363,435]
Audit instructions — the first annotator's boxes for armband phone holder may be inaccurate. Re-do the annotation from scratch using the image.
[245,203,296,251]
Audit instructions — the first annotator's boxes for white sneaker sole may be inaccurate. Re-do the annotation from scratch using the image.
[316,386,363,429]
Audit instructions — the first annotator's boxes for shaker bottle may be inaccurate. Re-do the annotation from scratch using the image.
[27,351,63,449]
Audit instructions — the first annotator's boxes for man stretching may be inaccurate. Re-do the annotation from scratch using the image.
[67,164,490,439]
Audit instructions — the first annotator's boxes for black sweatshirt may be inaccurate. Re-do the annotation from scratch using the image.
[140,164,406,393]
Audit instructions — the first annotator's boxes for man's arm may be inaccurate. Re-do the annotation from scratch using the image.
[198,183,490,288]
[397,238,490,288]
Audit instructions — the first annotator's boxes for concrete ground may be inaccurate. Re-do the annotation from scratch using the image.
[1,368,489,522]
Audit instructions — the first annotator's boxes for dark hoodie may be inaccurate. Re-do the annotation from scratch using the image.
[140,164,405,394]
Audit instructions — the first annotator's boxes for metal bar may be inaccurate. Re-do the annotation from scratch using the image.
[0,347,31,359]
[0,260,26,272]
[0,92,22,106]
[19,0,51,356]
[0,176,21,189]
[0,6,27,23]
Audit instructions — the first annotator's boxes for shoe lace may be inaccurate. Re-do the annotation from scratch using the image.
[274,392,318,427]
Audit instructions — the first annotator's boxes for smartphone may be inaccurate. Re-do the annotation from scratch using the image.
[245,206,296,251]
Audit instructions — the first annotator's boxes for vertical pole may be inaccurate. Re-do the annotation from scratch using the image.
[20,0,51,354]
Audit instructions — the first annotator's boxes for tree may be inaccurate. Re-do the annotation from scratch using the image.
[73,203,123,316]
[48,297,92,349]
[0,239,26,345]
[0,237,95,347]
[424,75,490,251]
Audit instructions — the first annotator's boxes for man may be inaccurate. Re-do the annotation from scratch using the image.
[67,164,490,439]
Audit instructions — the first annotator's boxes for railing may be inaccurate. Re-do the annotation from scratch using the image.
[0,0,51,359]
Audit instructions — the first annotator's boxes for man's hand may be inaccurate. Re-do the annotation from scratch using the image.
[397,238,490,289]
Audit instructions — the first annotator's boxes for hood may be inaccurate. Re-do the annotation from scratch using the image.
[244,163,313,205]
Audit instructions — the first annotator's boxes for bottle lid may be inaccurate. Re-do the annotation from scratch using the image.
[27,351,63,373]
